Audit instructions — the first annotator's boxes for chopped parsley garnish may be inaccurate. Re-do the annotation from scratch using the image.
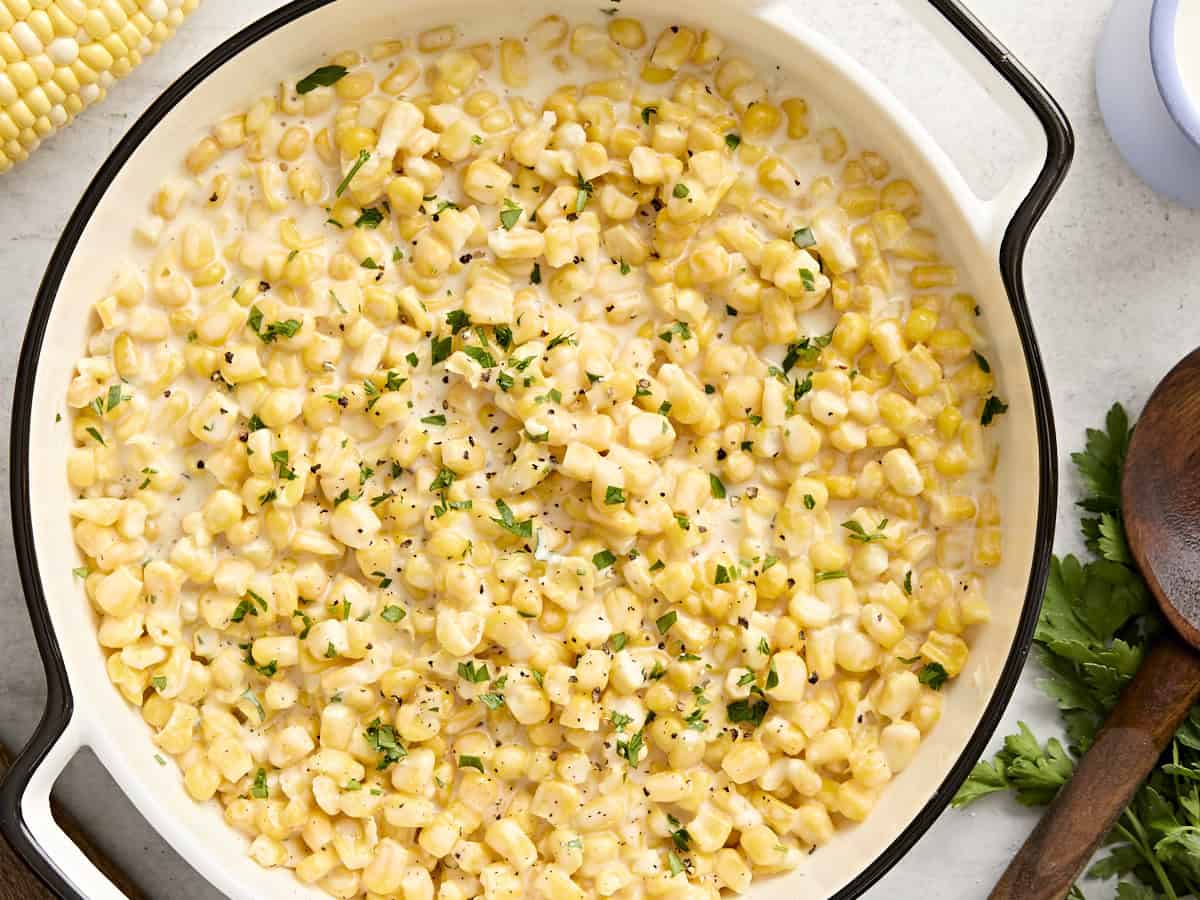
[815,569,849,582]
[297,64,347,94]
[709,473,726,499]
[293,610,314,639]
[658,321,692,344]
[674,513,690,531]
[447,309,471,334]
[781,332,833,372]
[499,198,523,230]
[421,414,447,426]
[804,493,816,510]
[458,755,485,773]
[457,660,491,683]
[251,768,268,798]
[431,335,453,365]
[641,106,657,124]
[726,697,769,727]
[574,174,594,214]
[365,718,407,768]
[798,267,816,292]
[616,728,644,766]
[792,227,817,249]
[463,346,497,368]
[725,133,742,151]
[981,395,1009,426]
[842,518,889,543]
[903,570,914,595]
[271,449,296,481]
[492,498,533,539]
[355,207,384,228]
[479,693,506,710]
[656,611,677,634]
[610,632,628,652]
[230,598,258,623]
[85,426,105,445]
[381,605,405,623]
[336,149,371,197]
[546,332,576,351]
[919,662,950,690]
[593,550,617,570]
[714,564,734,585]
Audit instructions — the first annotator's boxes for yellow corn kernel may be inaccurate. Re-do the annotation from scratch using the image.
[608,17,645,49]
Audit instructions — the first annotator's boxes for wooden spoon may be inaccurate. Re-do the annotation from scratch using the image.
[992,347,1200,900]
[0,741,146,900]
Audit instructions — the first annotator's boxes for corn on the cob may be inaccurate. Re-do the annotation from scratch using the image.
[0,0,201,174]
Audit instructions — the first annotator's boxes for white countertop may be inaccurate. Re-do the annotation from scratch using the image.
[1,1,1195,897]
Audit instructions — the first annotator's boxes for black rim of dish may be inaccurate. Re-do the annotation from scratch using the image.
[0,0,1072,896]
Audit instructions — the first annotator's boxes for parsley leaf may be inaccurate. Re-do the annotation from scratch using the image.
[491,499,533,539]
[297,65,347,94]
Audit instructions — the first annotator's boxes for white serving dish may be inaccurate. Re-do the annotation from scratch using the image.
[0,0,1071,897]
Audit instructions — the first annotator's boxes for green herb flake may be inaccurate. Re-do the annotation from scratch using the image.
[726,698,769,727]
[297,64,348,94]
[251,768,268,798]
[491,498,534,539]
[918,662,950,690]
[499,198,523,230]
[336,149,371,198]
[725,133,742,151]
[355,207,384,228]
[842,518,889,543]
[814,569,848,583]
[365,718,407,769]
[431,335,453,365]
[667,851,684,877]
[656,611,677,634]
[792,226,817,249]
[593,550,617,570]
[457,660,491,684]
[381,605,405,623]
[709,473,726,499]
[458,755,485,773]
[981,395,1009,426]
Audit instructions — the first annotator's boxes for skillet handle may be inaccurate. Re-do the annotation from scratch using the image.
[894,0,1074,248]
[0,716,128,900]
[756,0,1073,251]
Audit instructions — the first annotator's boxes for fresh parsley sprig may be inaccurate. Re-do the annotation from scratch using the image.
[952,405,1187,900]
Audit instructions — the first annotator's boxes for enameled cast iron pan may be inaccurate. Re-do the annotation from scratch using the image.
[0,1,1071,896]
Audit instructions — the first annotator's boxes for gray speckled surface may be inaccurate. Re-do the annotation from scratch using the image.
[0,1,1195,897]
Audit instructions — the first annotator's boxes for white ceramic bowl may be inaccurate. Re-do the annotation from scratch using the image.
[1097,0,1200,207]
[0,1,1071,897]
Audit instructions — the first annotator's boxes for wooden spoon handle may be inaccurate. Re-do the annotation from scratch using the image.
[991,635,1200,900]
